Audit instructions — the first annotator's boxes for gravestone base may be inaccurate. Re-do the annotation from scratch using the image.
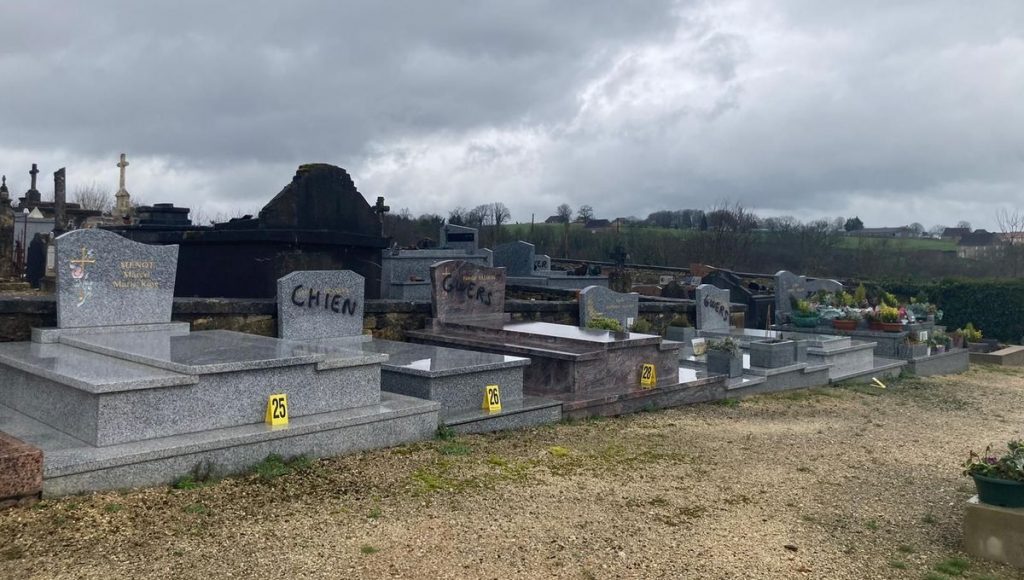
[556,373,727,420]
[906,348,969,376]
[964,496,1024,569]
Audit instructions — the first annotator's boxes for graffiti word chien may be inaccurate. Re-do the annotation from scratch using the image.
[291,285,358,315]
[442,274,493,305]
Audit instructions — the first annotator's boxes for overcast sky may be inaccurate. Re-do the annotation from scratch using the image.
[1,1,1021,230]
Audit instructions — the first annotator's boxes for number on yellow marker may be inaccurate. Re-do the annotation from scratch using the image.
[640,363,657,388]
[266,393,289,426]
[482,385,502,413]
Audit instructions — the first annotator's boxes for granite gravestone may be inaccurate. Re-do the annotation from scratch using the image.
[579,285,639,330]
[430,260,506,324]
[696,284,731,332]
[277,270,364,340]
[441,224,478,252]
[774,270,843,322]
[55,228,178,328]
[533,254,551,272]
[492,240,535,276]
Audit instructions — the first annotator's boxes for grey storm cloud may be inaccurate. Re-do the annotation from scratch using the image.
[0,0,1021,229]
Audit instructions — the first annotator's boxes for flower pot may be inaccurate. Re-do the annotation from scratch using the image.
[868,320,884,331]
[832,319,858,331]
[880,322,903,333]
[934,344,946,354]
[749,339,795,369]
[790,314,819,328]
[951,335,964,349]
[707,350,742,378]
[972,474,1024,508]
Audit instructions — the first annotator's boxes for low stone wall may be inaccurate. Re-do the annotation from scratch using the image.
[0,295,728,342]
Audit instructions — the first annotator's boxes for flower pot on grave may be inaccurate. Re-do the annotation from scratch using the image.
[790,314,820,328]
[972,474,1024,508]
[951,335,965,349]
[665,326,696,343]
[749,339,796,369]
[707,350,743,378]
[832,319,858,331]
[868,320,884,332]
[935,344,946,354]
[880,322,904,333]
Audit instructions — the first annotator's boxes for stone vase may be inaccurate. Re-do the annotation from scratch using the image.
[665,326,696,343]
[707,350,742,378]
[749,340,796,369]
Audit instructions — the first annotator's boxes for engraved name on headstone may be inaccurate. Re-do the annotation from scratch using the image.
[430,260,506,324]
[696,284,731,331]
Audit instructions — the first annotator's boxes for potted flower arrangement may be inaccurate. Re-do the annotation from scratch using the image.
[929,329,950,354]
[789,298,819,328]
[961,323,986,352]
[706,337,743,378]
[951,328,965,349]
[878,304,903,332]
[832,308,861,331]
[963,441,1024,507]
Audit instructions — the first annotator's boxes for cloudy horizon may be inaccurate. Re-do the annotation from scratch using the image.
[1,1,1021,231]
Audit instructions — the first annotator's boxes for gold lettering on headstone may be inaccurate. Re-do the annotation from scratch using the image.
[114,260,159,290]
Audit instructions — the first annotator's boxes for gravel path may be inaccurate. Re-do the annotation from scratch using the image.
[3,365,1024,579]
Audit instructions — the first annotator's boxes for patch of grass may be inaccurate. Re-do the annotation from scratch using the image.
[183,503,209,515]
[548,446,571,457]
[172,475,201,490]
[796,466,812,473]
[897,544,916,554]
[800,514,817,523]
[255,454,291,480]
[367,507,382,520]
[436,424,457,441]
[438,442,472,456]
[411,468,452,492]
[924,573,950,580]
[104,503,123,513]
[172,549,185,557]
[486,455,509,467]
[865,519,879,531]
[360,545,379,555]
[888,560,907,569]
[933,557,969,576]
[922,512,937,525]
[714,398,740,407]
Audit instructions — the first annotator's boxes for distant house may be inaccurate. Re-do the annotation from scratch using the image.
[847,226,913,238]
[957,229,1000,259]
[941,227,971,242]
[544,215,568,224]
[998,231,1024,245]
[584,218,612,230]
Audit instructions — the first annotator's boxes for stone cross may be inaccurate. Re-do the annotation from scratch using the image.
[29,164,38,190]
[0,175,7,201]
[117,153,129,191]
[373,196,390,235]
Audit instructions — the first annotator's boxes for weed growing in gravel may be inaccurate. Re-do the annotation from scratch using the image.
[933,557,970,576]
[436,424,456,441]
[888,559,907,569]
[173,476,201,490]
[367,507,382,519]
[714,398,740,407]
[897,544,916,554]
[865,519,879,531]
[250,454,314,481]
[486,455,508,467]
[183,503,209,515]
[104,503,123,513]
[360,545,379,555]
[922,512,937,525]
[438,442,472,456]
[548,446,571,457]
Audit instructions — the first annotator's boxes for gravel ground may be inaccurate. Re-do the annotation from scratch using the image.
[3,365,1024,579]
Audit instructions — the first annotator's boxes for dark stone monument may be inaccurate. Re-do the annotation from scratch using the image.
[25,233,47,288]
[0,176,14,279]
[135,203,191,226]
[53,168,66,235]
[430,260,507,325]
[111,164,389,298]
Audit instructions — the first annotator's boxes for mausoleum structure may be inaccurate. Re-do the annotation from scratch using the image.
[380,224,493,300]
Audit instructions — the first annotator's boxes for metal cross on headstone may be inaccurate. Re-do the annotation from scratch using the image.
[29,164,39,190]
[117,153,129,191]
[373,196,390,236]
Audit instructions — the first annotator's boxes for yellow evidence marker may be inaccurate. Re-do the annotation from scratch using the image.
[640,363,657,388]
[483,385,502,413]
[266,393,289,426]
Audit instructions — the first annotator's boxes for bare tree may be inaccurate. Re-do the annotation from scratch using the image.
[997,208,1024,277]
[908,222,925,237]
[957,220,972,230]
[577,205,594,222]
[928,224,947,237]
[73,182,113,214]
[555,203,573,223]
[492,202,511,244]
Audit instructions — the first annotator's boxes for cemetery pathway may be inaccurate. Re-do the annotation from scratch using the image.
[2,365,1023,579]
